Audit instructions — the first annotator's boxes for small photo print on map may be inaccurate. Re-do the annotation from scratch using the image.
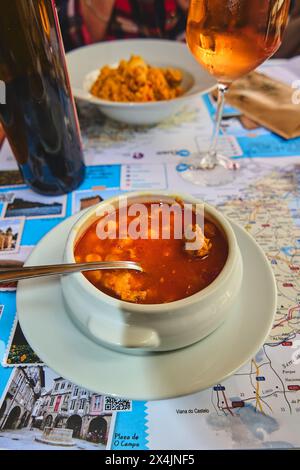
[2,189,67,220]
[0,217,24,255]
[0,245,34,292]
[0,192,15,204]
[0,141,25,188]
[0,171,24,188]
[0,366,115,450]
[72,189,122,214]
[2,319,43,367]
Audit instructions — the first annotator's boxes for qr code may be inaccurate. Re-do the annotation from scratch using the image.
[104,396,132,412]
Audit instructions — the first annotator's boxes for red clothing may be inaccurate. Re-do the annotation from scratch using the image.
[56,0,186,51]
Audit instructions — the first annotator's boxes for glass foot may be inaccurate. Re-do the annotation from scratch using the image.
[178,154,240,187]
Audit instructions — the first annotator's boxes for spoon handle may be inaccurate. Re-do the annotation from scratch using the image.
[0,261,143,283]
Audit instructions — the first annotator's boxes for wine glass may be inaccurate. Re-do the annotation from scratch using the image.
[181,0,291,186]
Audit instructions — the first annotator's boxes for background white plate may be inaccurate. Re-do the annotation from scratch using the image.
[17,213,276,400]
[66,39,216,125]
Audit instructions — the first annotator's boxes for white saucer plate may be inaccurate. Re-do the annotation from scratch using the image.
[17,213,276,400]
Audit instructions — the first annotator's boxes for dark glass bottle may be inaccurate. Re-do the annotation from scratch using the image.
[0,0,85,195]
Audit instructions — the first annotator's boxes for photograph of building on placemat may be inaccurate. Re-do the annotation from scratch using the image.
[0,367,114,450]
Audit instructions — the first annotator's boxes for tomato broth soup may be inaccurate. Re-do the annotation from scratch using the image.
[74,203,228,304]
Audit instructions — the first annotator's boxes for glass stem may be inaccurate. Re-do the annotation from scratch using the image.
[206,83,228,166]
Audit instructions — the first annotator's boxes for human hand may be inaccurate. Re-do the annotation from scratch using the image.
[80,0,116,41]
[176,0,190,11]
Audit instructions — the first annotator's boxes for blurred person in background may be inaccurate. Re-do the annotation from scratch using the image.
[275,0,300,57]
[56,0,189,51]
[57,0,300,58]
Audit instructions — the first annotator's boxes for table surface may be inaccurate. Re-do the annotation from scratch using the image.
[0,58,300,451]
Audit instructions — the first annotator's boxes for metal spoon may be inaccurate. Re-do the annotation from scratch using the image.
[0,261,143,284]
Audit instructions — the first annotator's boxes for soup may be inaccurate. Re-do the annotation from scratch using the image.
[74,203,228,304]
